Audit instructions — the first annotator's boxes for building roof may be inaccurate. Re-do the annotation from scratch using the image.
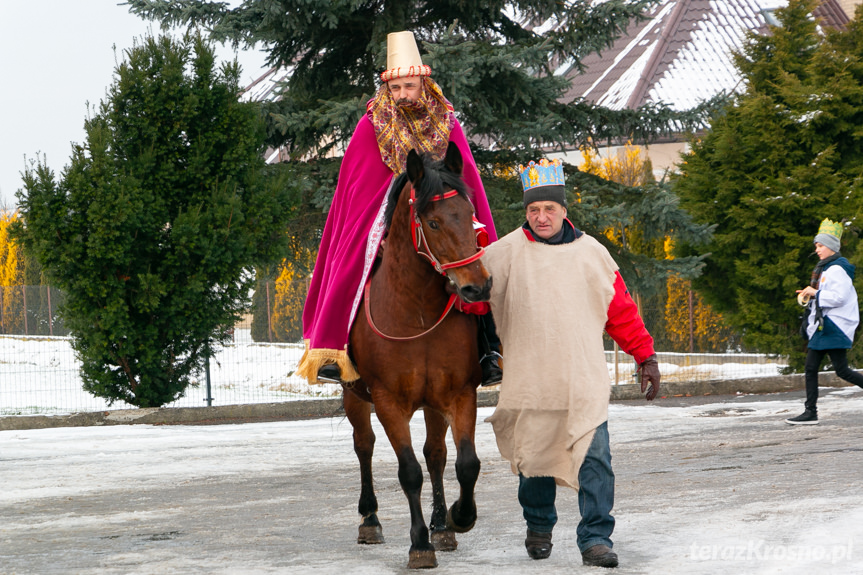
[562,0,850,112]
[241,1,854,162]
[240,66,295,163]
[240,66,292,104]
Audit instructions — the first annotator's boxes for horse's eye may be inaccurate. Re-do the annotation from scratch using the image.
[427,220,439,230]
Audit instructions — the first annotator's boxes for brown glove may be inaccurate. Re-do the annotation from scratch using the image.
[638,354,661,401]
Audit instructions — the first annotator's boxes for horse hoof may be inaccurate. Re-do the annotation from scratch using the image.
[407,549,438,569]
[431,529,458,552]
[357,524,385,544]
[446,506,476,534]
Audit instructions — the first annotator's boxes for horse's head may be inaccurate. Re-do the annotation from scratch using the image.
[397,143,491,303]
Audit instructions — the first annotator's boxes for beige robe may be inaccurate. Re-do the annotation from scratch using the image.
[483,229,618,489]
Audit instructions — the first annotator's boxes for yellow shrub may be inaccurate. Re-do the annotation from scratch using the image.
[0,211,25,333]
[269,242,317,342]
[579,141,650,187]
[665,274,731,352]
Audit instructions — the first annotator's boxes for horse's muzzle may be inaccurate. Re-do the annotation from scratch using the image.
[457,276,492,303]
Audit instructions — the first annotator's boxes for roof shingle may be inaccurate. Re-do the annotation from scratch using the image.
[563,0,850,111]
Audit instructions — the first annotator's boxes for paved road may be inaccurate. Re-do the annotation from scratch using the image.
[3,389,863,574]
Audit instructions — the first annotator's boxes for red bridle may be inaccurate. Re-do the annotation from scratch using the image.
[364,186,485,341]
[409,187,486,275]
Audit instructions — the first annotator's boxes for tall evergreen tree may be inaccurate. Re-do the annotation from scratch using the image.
[126,1,713,157]
[13,34,291,407]
[673,0,863,365]
[128,0,716,304]
[568,169,712,297]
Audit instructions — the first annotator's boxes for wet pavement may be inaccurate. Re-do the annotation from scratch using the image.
[2,389,863,574]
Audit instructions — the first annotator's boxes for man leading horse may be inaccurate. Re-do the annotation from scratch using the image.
[482,159,662,568]
[297,30,502,386]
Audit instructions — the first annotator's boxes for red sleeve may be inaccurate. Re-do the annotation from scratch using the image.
[473,216,490,247]
[605,271,655,364]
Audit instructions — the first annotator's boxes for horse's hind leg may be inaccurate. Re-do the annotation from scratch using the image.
[446,393,481,533]
[423,409,458,552]
[344,390,384,544]
[375,404,437,569]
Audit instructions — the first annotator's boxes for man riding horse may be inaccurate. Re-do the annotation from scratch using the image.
[297,31,502,386]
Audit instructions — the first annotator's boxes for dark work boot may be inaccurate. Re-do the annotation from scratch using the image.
[582,544,618,568]
[524,529,553,560]
[480,351,503,386]
[317,363,342,384]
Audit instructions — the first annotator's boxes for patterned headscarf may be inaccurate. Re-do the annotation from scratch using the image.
[366,76,454,174]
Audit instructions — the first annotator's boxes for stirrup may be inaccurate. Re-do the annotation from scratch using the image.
[480,351,503,363]
[317,363,342,384]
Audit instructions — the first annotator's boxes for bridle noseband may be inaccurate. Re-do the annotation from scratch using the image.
[364,186,485,341]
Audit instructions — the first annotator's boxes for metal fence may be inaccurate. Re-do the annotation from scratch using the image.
[0,284,788,416]
[0,330,340,416]
[0,285,69,337]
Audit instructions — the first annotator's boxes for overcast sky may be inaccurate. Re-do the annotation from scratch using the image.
[0,1,269,210]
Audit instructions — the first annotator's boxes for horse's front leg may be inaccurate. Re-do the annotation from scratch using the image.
[344,389,384,544]
[446,389,481,533]
[375,400,437,569]
[423,409,458,552]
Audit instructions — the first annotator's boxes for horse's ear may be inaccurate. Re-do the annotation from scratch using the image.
[444,141,463,176]
[407,149,424,184]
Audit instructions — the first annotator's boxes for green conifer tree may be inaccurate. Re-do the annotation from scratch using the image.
[568,169,713,297]
[673,0,863,366]
[14,33,291,407]
[126,1,713,157]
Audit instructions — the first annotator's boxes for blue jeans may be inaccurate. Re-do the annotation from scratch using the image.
[518,421,614,552]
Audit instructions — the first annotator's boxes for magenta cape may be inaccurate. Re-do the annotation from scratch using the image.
[298,114,497,380]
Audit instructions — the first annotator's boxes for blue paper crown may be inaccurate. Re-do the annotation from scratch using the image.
[518,159,565,192]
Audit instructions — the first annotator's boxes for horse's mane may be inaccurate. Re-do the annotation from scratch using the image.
[384,152,472,230]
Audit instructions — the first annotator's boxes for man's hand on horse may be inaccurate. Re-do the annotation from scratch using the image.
[638,354,661,401]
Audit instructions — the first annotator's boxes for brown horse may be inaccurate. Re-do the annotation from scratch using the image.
[344,142,492,569]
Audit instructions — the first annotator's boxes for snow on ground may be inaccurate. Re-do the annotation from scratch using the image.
[0,333,787,415]
[0,334,341,415]
[3,390,863,574]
